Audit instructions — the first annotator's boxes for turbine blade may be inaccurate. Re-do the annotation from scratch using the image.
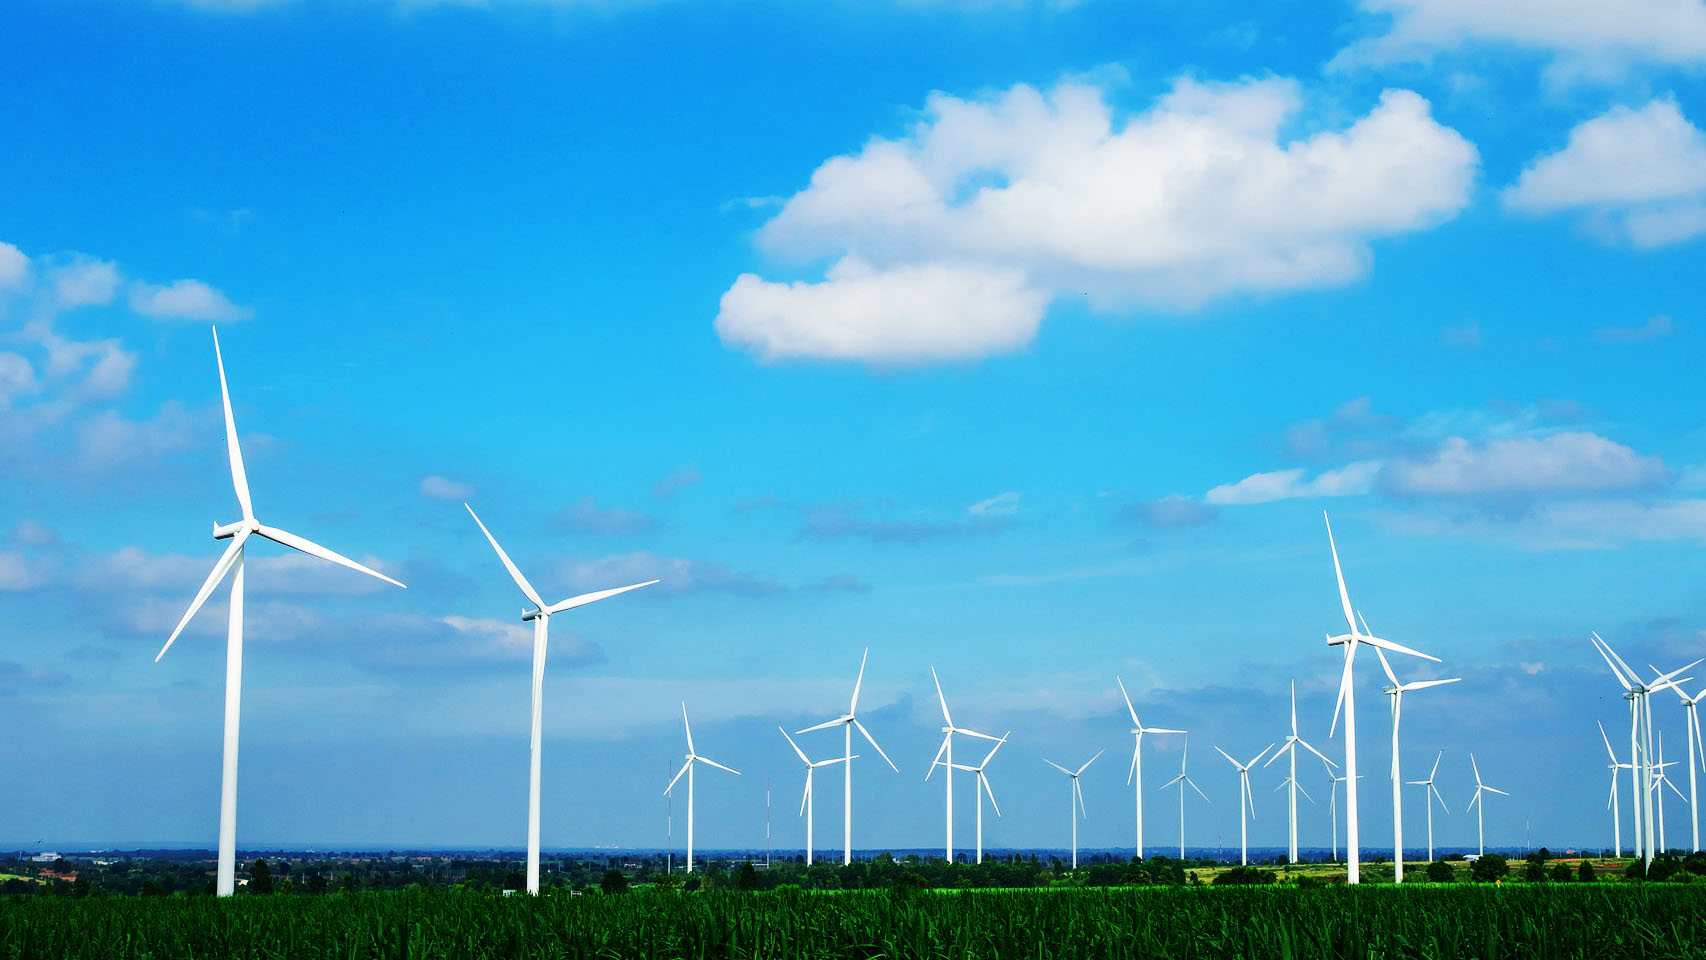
[1263,741,1292,768]
[155,531,249,662]
[1432,784,1449,813]
[1591,634,1634,690]
[464,504,542,608]
[1358,633,1442,663]
[853,719,898,772]
[1147,728,1187,735]
[1597,637,1643,689]
[1294,780,1315,804]
[1076,749,1103,776]
[1248,743,1275,768]
[664,758,691,795]
[981,734,1008,766]
[1485,786,1509,797]
[800,774,811,817]
[255,524,405,589]
[1470,753,1482,786]
[983,775,1002,818]
[1324,512,1357,636]
[931,666,953,728]
[1299,738,1337,768]
[1430,749,1443,781]
[795,717,848,735]
[1075,778,1086,819]
[780,726,809,765]
[1188,777,1211,803]
[1330,643,1354,737]
[546,580,658,615]
[1213,746,1238,768]
[850,648,868,714]
[1160,773,1185,789]
[681,702,694,754]
[211,328,253,521]
[1290,679,1298,735]
[1374,645,1399,688]
[1043,758,1073,776]
[699,756,741,776]
[1127,741,1140,786]
[925,734,950,782]
[1665,776,1687,802]
[1402,678,1461,692]
[1117,675,1141,726]
[961,729,1004,743]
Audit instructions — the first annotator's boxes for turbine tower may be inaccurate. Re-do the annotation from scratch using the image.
[938,733,1008,864]
[1322,512,1441,883]
[796,649,898,865]
[1263,680,1334,866]
[1672,683,1706,853]
[464,504,656,894]
[1599,721,1631,856]
[925,667,1002,863]
[1465,754,1508,857]
[1161,738,1210,860]
[155,327,406,897]
[1373,643,1460,882]
[779,727,850,865]
[1214,744,1274,866]
[664,703,740,873]
[1043,751,1102,869]
[1116,676,1184,860]
[1405,750,1449,863]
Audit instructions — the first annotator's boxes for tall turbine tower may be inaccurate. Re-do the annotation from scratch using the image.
[925,667,1002,863]
[1116,676,1184,860]
[1214,744,1273,866]
[1673,684,1706,853]
[779,727,850,865]
[1405,750,1449,863]
[464,504,656,893]
[1322,512,1442,883]
[1263,680,1334,866]
[664,703,740,872]
[1162,738,1210,860]
[1599,722,1631,856]
[1043,751,1102,869]
[796,649,898,865]
[1465,754,1508,857]
[1372,644,1460,882]
[938,734,1008,864]
[155,328,407,897]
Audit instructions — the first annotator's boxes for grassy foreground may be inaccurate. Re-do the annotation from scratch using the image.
[7,884,1706,960]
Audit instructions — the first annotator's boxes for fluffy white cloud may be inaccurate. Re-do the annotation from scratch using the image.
[419,475,475,500]
[1504,100,1706,247]
[129,279,251,323]
[0,242,27,291]
[1336,0,1706,73]
[560,551,780,597]
[1205,461,1382,505]
[0,352,36,408]
[50,258,121,309]
[1383,432,1669,496]
[718,76,1476,363]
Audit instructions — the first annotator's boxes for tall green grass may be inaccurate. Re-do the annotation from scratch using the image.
[4,884,1705,959]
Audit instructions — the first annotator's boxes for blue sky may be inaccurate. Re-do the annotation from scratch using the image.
[2,0,1705,857]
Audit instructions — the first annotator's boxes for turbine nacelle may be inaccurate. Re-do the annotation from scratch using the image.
[212,519,251,540]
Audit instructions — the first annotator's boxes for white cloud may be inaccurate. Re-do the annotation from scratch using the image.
[1594,314,1674,342]
[1383,432,1668,496]
[419,475,475,500]
[0,550,45,591]
[560,551,780,597]
[1504,100,1706,247]
[719,76,1476,363]
[968,491,1021,517]
[0,242,27,291]
[1205,460,1383,505]
[1335,0,1706,74]
[129,278,251,323]
[49,257,121,309]
[554,496,655,534]
[0,352,36,408]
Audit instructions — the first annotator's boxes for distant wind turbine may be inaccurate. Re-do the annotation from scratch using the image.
[1043,751,1102,869]
[1465,754,1508,857]
[1214,743,1274,866]
[1372,640,1460,882]
[155,328,406,897]
[1671,683,1706,853]
[925,667,1003,863]
[464,503,656,894]
[1591,635,1698,865]
[665,703,740,873]
[1405,750,1449,863]
[1263,680,1334,866]
[1116,676,1185,860]
[1650,731,1687,854]
[796,649,898,865]
[779,727,850,865]
[939,733,1009,865]
[1599,722,1632,857]
[1162,738,1210,860]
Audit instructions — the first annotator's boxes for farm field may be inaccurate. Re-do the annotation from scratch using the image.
[7,883,1706,960]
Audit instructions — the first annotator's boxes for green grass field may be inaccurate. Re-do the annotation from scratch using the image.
[6,883,1706,959]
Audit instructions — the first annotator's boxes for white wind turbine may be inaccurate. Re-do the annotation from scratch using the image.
[154,328,406,898]
[796,649,898,865]
[938,733,1008,864]
[1262,680,1334,865]
[925,667,1003,863]
[1465,754,1508,857]
[1404,750,1449,863]
[1650,731,1686,854]
[1599,721,1632,857]
[1161,738,1210,860]
[779,727,850,865]
[1043,751,1103,869]
[1214,744,1274,866]
[464,504,656,894]
[665,703,740,873]
[1323,512,1442,883]
[1591,635,1697,866]
[1672,683,1706,853]
[1324,761,1362,863]
[1373,643,1460,882]
[1116,676,1185,860]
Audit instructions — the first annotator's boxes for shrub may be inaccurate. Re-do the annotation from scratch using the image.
[1523,859,1547,883]
[1625,860,1646,881]
[737,862,758,892]
[1578,860,1596,882]
[600,870,628,895]
[1550,863,1573,883]
[1427,860,1454,883]
[1470,854,1508,883]
[1212,866,1275,886]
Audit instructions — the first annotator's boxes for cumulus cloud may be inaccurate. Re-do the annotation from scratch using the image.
[49,257,121,309]
[0,242,27,290]
[419,475,475,500]
[1382,432,1669,497]
[1334,0,1706,74]
[718,76,1476,364]
[1204,461,1383,505]
[651,465,700,498]
[1504,100,1706,247]
[553,496,656,535]
[129,279,251,323]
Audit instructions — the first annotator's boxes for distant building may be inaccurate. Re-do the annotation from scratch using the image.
[30,853,60,863]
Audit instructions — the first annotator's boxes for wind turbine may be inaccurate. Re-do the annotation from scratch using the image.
[1599,721,1632,856]
[1161,738,1210,860]
[1591,635,1697,865]
[1650,731,1686,854]
[1043,751,1102,869]
[464,504,656,894]
[1465,754,1508,857]
[796,649,898,865]
[1373,643,1460,882]
[1672,683,1706,853]
[938,733,1008,864]
[664,703,740,873]
[924,667,1003,863]
[1404,750,1449,863]
[154,327,406,897]
[1263,680,1334,865]
[1116,676,1184,860]
[1323,512,1442,883]
[1324,761,1362,863]
[779,727,850,865]
[1214,744,1274,866]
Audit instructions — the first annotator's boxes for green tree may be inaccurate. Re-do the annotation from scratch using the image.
[600,869,628,894]
[1523,859,1547,882]
[1578,860,1596,882]
[737,861,758,891]
[1470,854,1509,883]
[1427,860,1454,883]
[1550,862,1573,882]
[249,859,273,895]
